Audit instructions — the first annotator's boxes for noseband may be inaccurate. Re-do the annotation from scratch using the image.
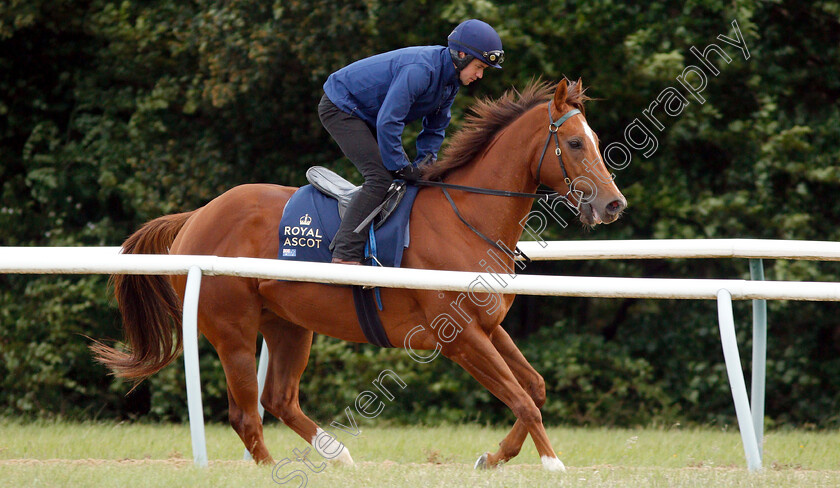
[535,102,581,190]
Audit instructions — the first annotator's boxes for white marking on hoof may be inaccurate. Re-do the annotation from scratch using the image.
[541,455,566,472]
[312,427,355,465]
[332,446,354,466]
[474,452,489,470]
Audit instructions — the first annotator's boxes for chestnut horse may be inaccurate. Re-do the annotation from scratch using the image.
[93,79,626,471]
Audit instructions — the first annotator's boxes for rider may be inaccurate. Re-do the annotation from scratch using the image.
[318,19,504,264]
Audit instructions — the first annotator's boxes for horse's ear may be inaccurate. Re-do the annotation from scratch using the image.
[552,79,568,111]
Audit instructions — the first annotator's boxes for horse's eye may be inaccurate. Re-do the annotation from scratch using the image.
[569,140,582,149]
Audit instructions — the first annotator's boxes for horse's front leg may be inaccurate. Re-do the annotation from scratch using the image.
[442,325,565,472]
[473,326,548,469]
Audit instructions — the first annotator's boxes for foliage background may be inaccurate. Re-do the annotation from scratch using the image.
[1,0,839,428]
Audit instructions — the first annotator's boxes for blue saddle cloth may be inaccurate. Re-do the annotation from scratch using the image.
[277,184,419,267]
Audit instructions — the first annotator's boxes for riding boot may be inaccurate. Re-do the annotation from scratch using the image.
[331,188,383,264]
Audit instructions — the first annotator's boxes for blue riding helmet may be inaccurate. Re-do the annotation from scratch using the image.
[447,19,504,71]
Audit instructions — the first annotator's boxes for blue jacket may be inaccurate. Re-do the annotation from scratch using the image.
[323,46,460,171]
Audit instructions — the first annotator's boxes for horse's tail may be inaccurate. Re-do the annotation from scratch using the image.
[90,211,196,384]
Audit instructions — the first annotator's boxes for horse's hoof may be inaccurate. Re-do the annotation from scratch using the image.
[331,447,355,466]
[541,455,567,472]
[474,452,490,470]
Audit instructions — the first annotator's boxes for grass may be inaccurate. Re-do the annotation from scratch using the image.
[1,420,839,487]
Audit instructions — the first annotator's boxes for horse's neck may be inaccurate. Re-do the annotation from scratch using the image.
[441,110,544,250]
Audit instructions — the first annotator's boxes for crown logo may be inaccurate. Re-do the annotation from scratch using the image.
[299,213,312,226]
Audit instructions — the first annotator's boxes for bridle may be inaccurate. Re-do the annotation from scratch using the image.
[418,102,583,200]
[535,102,581,190]
[410,101,585,264]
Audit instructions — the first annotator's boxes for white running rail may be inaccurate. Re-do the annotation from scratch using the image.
[5,238,840,470]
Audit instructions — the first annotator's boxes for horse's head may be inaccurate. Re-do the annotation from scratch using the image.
[533,79,627,226]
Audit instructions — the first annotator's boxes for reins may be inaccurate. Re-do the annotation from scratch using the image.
[415,102,583,266]
[437,186,533,264]
[414,179,554,200]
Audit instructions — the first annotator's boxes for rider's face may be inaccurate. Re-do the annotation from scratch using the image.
[458,58,488,86]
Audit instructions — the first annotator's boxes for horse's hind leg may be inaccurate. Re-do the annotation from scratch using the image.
[476,326,547,469]
[197,277,273,464]
[259,314,355,465]
[225,384,271,463]
[216,338,274,464]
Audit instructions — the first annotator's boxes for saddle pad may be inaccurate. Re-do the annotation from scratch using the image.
[277,184,419,267]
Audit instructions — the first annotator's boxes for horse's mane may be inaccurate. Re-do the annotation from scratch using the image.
[423,78,589,181]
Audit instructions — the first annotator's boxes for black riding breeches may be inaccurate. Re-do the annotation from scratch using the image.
[318,94,394,260]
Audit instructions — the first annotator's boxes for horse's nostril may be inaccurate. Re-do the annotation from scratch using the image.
[606,199,625,215]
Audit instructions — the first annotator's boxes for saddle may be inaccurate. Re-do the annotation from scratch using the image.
[301,166,413,348]
[305,166,407,230]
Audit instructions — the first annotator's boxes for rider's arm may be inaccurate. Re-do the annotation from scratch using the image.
[375,65,431,171]
[415,85,457,163]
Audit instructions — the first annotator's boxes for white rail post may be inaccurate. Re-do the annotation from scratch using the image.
[183,265,208,467]
[716,289,762,472]
[749,259,767,457]
[244,338,270,461]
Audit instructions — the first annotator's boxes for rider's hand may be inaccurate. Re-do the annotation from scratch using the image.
[396,163,422,181]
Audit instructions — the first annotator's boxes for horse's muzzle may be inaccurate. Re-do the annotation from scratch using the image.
[581,196,626,225]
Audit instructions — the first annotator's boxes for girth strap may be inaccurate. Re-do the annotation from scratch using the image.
[351,286,393,348]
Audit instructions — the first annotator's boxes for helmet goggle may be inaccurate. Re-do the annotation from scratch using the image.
[485,50,505,65]
[449,38,505,66]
